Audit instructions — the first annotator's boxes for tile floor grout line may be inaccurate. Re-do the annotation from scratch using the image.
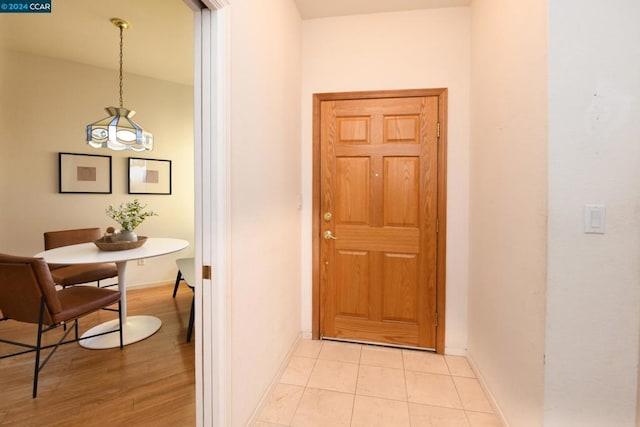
[444,354,453,376]
[445,356,472,426]
[443,355,473,426]
[289,353,318,426]
[404,368,460,377]
[450,367,469,416]
[402,348,413,427]
[400,358,412,427]
[348,345,363,427]
[401,349,415,426]
[462,408,473,426]
[297,339,325,426]
[285,340,322,426]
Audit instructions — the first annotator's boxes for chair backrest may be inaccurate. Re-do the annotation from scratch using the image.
[0,253,61,324]
[44,227,102,250]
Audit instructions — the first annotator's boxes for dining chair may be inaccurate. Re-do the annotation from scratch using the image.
[0,253,123,398]
[44,227,118,288]
[175,258,195,342]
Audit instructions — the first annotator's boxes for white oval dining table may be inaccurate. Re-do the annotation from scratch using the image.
[34,237,189,349]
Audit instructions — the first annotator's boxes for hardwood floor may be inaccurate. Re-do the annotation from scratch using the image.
[0,284,195,426]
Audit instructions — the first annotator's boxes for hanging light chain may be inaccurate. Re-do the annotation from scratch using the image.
[118,23,124,108]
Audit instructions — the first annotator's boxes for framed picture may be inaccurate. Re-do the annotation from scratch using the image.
[128,157,172,195]
[59,152,112,194]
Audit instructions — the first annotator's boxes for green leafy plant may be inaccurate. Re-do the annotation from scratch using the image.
[106,199,158,231]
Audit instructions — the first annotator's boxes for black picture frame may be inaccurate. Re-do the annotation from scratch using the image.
[128,157,172,195]
[59,152,112,194]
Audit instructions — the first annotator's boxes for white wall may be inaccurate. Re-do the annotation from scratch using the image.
[0,50,194,286]
[545,1,640,425]
[228,0,302,425]
[468,0,547,425]
[301,7,471,354]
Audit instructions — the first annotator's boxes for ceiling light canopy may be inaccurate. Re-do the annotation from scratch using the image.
[87,18,153,152]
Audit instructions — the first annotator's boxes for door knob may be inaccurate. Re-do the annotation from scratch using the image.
[323,230,337,240]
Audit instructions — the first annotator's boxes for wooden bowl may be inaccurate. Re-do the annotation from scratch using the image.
[94,236,148,251]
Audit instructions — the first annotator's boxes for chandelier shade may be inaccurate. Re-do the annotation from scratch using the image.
[87,18,153,151]
[87,107,153,151]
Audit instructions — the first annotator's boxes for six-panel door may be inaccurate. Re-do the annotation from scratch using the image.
[320,96,439,349]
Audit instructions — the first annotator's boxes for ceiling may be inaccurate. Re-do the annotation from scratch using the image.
[295,0,470,19]
[0,0,194,85]
[0,0,469,86]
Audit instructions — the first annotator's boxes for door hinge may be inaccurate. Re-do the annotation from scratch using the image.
[437,122,441,139]
[436,218,440,233]
[433,312,438,326]
[202,265,212,280]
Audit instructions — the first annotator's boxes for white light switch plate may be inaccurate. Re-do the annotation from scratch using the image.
[584,204,606,234]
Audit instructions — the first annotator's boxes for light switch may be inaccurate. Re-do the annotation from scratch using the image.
[584,204,606,234]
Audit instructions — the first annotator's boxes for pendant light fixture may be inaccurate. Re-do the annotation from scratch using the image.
[87,18,153,151]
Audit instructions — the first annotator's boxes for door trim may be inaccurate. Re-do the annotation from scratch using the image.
[312,88,448,354]
[189,1,232,425]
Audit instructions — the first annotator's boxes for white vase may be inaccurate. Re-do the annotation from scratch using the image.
[118,229,138,242]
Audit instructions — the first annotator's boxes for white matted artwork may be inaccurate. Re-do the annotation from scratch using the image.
[59,152,112,194]
[128,157,172,195]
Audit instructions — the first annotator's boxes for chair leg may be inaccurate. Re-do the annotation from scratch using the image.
[172,271,183,298]
[186,294,195,343]
[27,297,122,398]
[33,297,46,398]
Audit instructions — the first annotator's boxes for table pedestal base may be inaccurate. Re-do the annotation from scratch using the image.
[80,315,162,349]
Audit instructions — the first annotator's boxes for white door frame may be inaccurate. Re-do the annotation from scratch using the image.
[187,1,231,426]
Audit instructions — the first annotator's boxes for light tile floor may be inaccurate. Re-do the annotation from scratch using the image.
[254,340,503,427]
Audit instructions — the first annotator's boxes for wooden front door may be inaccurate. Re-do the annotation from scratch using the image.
[315,90,446,351]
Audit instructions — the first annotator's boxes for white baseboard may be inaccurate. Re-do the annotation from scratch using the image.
[445,346,467,356]
[125,280,173,290]
[245,332,302,426]
[466,351,509,426]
